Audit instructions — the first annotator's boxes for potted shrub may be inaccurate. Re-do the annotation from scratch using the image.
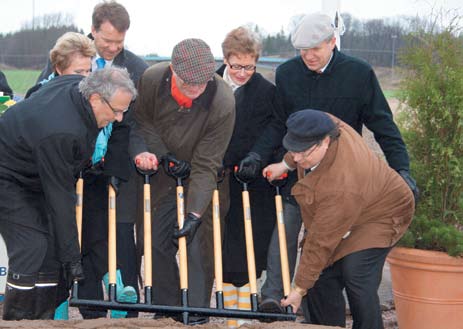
[387,17,463,329]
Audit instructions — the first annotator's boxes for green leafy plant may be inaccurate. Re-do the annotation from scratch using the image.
[397,18,463,257]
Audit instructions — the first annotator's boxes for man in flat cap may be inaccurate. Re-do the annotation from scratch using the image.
[133,38,235,324]
[250,12,418,321]
[264,109,414,329]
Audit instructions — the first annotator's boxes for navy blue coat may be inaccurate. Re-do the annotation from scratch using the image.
[252,48,410,199]
[217,66,279,285]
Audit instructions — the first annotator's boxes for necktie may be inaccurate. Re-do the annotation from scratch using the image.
[92,57,110,165]
[96,57,106,69]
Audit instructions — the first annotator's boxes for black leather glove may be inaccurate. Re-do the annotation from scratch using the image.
[108,175,121,195]
[236,152,262,183]
[63,260,85,289]
[84,158,105,176]
[173,213,202,245]
[162,154,191,179]
[398,169,420,205]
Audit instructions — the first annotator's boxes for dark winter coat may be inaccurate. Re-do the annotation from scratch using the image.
[252,48,410,199]
[217,65,279,285]
[0,75,99,264]
[36,42,148,227]
[36,40,148,181]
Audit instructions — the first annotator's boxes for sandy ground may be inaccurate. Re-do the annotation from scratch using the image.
[0,318,344,329]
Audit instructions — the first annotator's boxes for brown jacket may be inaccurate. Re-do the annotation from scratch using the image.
[284,117,414,290]
[134,62,235,215]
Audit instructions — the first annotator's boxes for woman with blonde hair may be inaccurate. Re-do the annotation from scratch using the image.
[25,32,96,97]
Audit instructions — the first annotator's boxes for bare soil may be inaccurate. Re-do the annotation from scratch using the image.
[0,318,343,329]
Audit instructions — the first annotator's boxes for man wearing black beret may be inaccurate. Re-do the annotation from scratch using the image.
[264,109,414,329]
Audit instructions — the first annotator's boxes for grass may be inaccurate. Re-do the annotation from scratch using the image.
[384,90,402,99]
[3,70,40,97]
[2,68,401,100]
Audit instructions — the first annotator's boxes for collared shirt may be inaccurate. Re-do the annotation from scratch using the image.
[92,57,114,71]
[305,163,320,176]
[318,52,334,74]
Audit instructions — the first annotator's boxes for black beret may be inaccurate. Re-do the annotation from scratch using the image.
[283,109,335,152]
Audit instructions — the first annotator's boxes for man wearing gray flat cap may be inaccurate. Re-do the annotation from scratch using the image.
[263,109,414,329]
[251,11,418,325]
[133,38,235,325]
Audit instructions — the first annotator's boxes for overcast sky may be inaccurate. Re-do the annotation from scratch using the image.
[1,0,461,56]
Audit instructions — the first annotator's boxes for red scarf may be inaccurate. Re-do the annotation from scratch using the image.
[171,74,193,108]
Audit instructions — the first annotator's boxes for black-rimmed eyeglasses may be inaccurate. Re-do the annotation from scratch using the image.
[102,97,128,115]
[228,64,256,71]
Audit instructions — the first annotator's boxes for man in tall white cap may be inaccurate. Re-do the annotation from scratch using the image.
[246,12,418,325]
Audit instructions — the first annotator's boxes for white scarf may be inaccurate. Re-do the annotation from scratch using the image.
[222,66,242,92]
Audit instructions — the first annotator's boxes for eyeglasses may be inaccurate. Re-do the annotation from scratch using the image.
[228,63,256,72]
[289,143,320,158]
[102,97,128,115]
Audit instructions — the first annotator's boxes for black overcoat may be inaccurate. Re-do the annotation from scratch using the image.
[217,65,279,285]
[0,75,99,264]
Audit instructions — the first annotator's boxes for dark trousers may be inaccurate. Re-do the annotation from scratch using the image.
[78,175,139,318]
[0,222,60,277]
[151,194,214,308]
[303,247,391,329]
[0,222,61,319]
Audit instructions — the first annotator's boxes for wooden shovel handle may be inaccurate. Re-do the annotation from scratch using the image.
[75,176,83,250]
[212,189,223,292]
[108,185,117,285]
[242,190,257,294]
[144,183,152,287]
[177,185,188,290]
[276,194,291,296]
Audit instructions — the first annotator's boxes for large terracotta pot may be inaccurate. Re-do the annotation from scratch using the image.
[387,247,463,329]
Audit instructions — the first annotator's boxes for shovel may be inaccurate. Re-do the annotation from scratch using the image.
[267,172,293,314]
